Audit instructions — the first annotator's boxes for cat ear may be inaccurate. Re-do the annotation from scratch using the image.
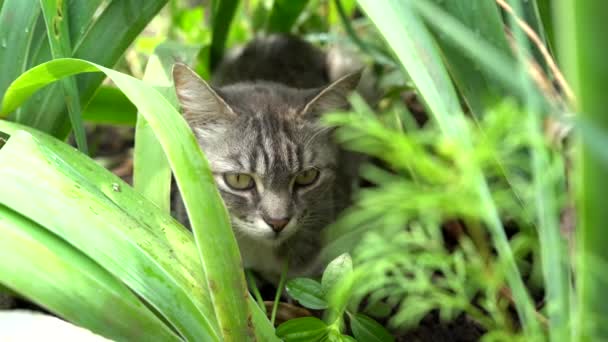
[172,63,236,130]
[301,70,362,118]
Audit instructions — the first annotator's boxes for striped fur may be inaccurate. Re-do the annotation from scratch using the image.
[173,34,360,281]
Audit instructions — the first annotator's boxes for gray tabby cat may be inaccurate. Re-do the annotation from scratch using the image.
[172,34,360,281]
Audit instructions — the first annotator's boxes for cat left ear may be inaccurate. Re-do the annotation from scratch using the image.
[301,70,362,118]
[172,63,236,128]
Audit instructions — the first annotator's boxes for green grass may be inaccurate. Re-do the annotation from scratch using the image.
[0,0,605,341]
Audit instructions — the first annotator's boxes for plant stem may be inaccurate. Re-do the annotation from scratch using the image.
[271,260,289,326]
[246,270,267,315]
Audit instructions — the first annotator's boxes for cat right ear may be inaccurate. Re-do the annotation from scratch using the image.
[172,63,235,131]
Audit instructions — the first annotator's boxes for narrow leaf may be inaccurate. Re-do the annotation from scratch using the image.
[0,203,180,341]
[0,0,41,107]
[1,58,252,341]
[39,0,87,153]
[266,0,309,33]
[0,124,219,341]
[210,0,239,70]
[17,0,167,138]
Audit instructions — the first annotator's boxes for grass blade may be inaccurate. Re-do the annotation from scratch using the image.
[134,42,202,211]
[357,0,461,136]
[560,0,608,339]
[0,202,180,342]
[0,122,219,341]
[39,0,87,153]
[0,0,41,107]
[427,0,511,116]
[357,0,541,335]
[82,86,137,125]
[210,0,239,70]
[17,0,167,138]
[1,58,253,341]
[265,0,309,33]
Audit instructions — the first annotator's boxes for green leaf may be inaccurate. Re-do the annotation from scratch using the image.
[276,317,329,341]
[249,296,281,342]
[0,122,219,342]
[350,313,394,342]
[1,57,254,340]
[286,278,328,310]
[210,0,239,70]
[410,1,546,110]
[14,0,167,138]
[265,0,309,33]
[0,203,180,341]
[322,253,353,295]
[357,0,462,136]
[340,335,357,342]
[562,0,608,339]
[426,0,512,116]
[39,0,87,153]
[0,0,41,106]
[82,86,137,125]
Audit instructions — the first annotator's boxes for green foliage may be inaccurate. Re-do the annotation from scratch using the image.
[276,317,329,341]
[350,313,395,342]
[322,97,565,338]
[266,0,310,33]
[0,0,167,139]
[286,278,328,310]
[0,58,264,340]
[279,254,391,341]
[562,0,608,340]
[0,0,604,341]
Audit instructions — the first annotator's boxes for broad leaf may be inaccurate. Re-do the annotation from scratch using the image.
[322,253,353,295]
[350,313,394,342]
[276,317,328,342]
[286,278,328,310]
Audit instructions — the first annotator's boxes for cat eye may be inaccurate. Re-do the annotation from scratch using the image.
[294,168,320,187]
[224,173,255,190]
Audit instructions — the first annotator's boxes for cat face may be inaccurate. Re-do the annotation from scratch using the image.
[173,64,359,245]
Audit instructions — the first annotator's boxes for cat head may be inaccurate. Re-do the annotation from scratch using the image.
[173,64,360,245]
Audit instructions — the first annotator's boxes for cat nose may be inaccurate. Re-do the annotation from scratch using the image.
[263,216,290,232]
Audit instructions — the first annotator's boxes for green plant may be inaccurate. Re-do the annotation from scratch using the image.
[276,254,393,342]
[1,0,607,341]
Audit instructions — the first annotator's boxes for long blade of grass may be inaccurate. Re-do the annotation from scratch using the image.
[1,58,253,341]
[410,1,545,109]
[134,62,173,211]
[561,0,608,339]
[0,201,180,342]
[357,0,541,335]
[210,0,239,71]
[505,1,571,340]
[39,0,87,153]
[518,0,549,71]
[357,0,461,136]
[82,86,137,125]
[527,111,571,342]
[17,0,167,138]
[427,0,511,116]
[0,122,219,341]
[0,0,41,107]
[265,0,309,33]
[134,41,202,211]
